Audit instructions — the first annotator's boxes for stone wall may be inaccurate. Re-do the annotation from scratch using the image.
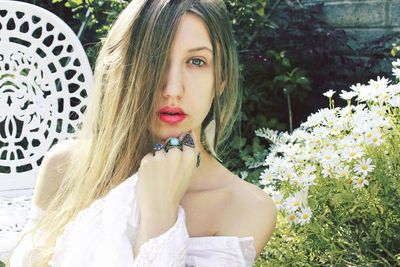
[301,0,399,72]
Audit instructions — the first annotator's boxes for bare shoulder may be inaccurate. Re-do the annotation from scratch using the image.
[217,173,277,258]
[32,139,79,210]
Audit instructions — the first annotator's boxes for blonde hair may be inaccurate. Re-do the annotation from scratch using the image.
[8,0,240,266]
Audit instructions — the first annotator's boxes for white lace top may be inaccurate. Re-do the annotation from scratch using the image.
[9,173,256,266]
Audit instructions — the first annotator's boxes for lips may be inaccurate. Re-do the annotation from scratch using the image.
[158,106,186,124]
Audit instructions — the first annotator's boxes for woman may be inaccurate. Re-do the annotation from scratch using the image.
[8,0,276,266]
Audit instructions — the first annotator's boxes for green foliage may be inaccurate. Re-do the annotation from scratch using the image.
[50,0,128,67]
[392,39,400,57]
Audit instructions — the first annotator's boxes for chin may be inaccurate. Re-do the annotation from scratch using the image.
[154,127,186,141]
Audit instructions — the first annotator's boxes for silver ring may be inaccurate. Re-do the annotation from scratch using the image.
[164,137,182,153]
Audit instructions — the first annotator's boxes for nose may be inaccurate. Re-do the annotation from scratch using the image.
[162,62,184,99]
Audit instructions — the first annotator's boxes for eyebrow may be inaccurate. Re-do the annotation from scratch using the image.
[187,46,213,54]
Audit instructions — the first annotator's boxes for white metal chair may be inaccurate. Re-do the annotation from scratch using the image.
[0,0,92,261]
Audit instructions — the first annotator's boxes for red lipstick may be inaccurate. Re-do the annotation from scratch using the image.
[158,106,186,124]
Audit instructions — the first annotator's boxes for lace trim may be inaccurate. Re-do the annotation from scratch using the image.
[134,205,189,266]
[0,195,32,232]
[239,237,256,266]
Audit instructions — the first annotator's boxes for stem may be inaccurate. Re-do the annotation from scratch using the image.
[363,245,392,266]
[287,93,293,133]
[361,224,398,264]
[77,6,92,40]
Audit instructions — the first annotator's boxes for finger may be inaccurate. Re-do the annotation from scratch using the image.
[153,148,165,159]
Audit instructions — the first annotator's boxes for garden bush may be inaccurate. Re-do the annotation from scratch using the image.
[251,61,400,266]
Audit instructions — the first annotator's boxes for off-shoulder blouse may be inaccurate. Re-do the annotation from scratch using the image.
[9,173,256,266]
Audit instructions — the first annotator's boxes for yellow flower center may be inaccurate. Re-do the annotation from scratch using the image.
[366,133,372,138]
[293,180,298,184]
[338,135,343,139]
[294,202,300,206]
[340,173,346,177]
[373,138,378,142]
[348,179,352,184]
[325,143,330,147]
[290,215,295,221]
[303,214,309,219]
[358,178,364,184]
[350,152,356,157]
[316,139,321,143]
[329,121,333,125]
[274,200,280,205]
[361,165,368,170]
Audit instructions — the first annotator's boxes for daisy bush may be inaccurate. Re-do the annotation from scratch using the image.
[253,61,400,266]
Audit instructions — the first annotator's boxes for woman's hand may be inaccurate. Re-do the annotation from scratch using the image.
[134,130,199,256]
[136,130,199,216]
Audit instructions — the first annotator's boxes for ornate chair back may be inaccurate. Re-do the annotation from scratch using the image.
[0,1,92,197]
[0,2,92,260]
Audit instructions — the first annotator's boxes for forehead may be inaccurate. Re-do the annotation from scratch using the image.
[172,14,213,52]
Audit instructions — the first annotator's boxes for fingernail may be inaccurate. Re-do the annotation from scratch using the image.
[196,152,201,167]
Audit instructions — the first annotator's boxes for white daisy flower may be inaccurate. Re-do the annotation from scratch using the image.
[323,89,336,98]
[353,176,369,189]
[303,165,316,175]
[285,195,303,212]
[271,191,284,210]
[338,136,356,148]
[369,76,389,90]
[350,82,365,94]
[364,129,383,146]
[341,146,364,161]
[353,158,375,176]
[301,174,317,186]
[287,213,298,226]
[388,95,400,107]
[336,165,350,178]
[357,84,375,102]
[320,149,339,166]
[282,168,297,182]
[263,186,274,195]
[259,169,274,185]
[321,165,334,178]
[298,206,312,225]
[392,68,400,79]
[339,90,358,101]
[392,59,400,68]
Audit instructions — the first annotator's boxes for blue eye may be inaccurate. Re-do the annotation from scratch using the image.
[189,58,205,67]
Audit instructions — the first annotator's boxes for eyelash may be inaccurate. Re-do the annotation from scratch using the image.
[188,58,206,67]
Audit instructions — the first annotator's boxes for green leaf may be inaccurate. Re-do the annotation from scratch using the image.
[296,77,310,86]
[231,135,246,150]
[274,75,291,83]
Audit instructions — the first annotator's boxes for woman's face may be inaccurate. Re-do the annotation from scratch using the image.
[149,14,215,143]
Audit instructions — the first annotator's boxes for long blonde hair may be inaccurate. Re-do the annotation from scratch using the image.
[8,0,240,266]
